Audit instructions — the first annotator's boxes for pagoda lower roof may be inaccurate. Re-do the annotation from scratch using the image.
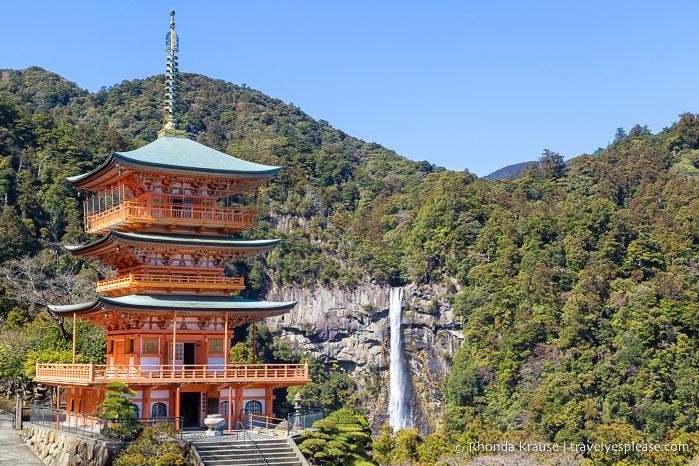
[67,136,281,188]
[49,294,297,317]
[65,231,280,255]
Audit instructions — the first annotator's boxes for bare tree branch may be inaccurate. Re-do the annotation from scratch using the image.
[0,249,110,340]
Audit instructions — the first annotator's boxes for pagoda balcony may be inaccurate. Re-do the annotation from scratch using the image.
[96,272,245,296]
[35,362,310,386]
[84,200,257,234]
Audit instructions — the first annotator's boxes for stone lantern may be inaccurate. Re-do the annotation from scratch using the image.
[294,392,303,412]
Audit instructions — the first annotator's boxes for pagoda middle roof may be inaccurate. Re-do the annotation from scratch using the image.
[49,294,297,316]
[65,231,281,254]
[67,135,281,185]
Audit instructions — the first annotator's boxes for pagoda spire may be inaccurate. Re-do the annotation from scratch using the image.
[159,10,186,138]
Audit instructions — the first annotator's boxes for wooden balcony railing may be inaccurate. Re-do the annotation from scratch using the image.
[96,273,245,294]
[35,363,310,386]
[84,200,257,233]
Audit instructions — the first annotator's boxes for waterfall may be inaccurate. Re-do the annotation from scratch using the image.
[388,287,408,431]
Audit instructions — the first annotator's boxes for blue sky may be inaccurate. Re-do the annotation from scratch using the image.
[3,1,699,176]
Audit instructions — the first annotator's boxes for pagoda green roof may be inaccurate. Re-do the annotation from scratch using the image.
[67,136,280,184]
[49,294,297,315]
[65,231,281,253]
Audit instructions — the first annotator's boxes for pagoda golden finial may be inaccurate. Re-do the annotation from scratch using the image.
[159,10,186,138]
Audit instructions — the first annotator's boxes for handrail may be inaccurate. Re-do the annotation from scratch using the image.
[96,273,244,291]
[35,362,310,385]
[244,410,323,435]
[286,408,324,434]
[84,199,257,232]
[245,412,284,433]
[28,405,184,441]
[236,421,269,466]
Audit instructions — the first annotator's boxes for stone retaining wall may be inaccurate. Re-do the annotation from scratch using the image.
[22,424,127,466]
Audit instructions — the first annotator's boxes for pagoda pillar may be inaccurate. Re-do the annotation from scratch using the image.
[55,387,61,430]
[143,387,150,419]
[235,386,243,426]
[175,386,181,430]
[265,386,274,418]
[227,385,233,433]
[223,312,229,366]
[72,312,77,364]
[172,311,177,370]
[252,320,257,364]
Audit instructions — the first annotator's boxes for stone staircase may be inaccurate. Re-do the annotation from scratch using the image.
[192,437,308,466]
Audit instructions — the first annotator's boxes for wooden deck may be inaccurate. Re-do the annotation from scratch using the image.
[35,363,310,386]
[84,200,257,233]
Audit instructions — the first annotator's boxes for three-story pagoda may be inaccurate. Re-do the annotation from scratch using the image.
[34,11,310,429]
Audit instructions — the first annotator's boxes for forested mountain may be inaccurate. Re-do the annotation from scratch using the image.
[2,67,699,464]
[484,161,538,180]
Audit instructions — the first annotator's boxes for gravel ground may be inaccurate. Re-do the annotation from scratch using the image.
[181,429,287,443]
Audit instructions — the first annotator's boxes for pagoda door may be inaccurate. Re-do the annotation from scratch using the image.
[114,340,125,365]
[169,342,184,369]
[169,342,195,369]
[183,343,195,369]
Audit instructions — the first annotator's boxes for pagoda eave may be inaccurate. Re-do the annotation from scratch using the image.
[49,295,297,317]
[66,231,280,257]
[68,137,282,190]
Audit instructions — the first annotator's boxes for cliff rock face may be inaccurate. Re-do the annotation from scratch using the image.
[266,283,463,434]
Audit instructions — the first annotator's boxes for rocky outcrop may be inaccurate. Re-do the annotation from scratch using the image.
[265,282,463,434]
[22,424,126,466]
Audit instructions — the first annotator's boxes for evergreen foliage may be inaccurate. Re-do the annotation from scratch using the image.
[95,382,141,440]
[112,423,189,466]
[298,408,374,465]
[229,323,357,416]
[286,357,357,414]
[0,310,104,389]
[4,67,699,463]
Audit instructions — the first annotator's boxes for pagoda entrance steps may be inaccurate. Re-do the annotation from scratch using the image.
[191,437,308,466]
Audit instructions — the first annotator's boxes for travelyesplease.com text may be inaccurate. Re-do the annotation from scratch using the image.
[464,441,689,455]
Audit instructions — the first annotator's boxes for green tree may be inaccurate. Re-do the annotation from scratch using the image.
[537,149,565,179]
[372,424,396,465]
[416,433,452,464]
[287,358,357,413]
[22,348,81,378]
[113,423,189,466]
[445,345,481,406]
[95,382,141,440]
[298,409,374,466]
[4,307,29,329]
[0,206,39,263]
[392,428,421,464]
